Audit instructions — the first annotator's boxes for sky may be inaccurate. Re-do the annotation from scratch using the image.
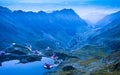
[0,0,120,23]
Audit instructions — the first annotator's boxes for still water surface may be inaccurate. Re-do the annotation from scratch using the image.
[0,57,55,75]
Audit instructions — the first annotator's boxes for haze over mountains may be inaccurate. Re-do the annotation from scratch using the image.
[0,6,120,52]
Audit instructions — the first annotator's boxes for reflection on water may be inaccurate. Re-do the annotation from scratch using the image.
[0,57,55,75]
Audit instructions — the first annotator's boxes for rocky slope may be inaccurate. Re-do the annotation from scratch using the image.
[89,11,120,52]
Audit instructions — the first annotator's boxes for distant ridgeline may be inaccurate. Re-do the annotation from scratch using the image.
[0,6,120,52]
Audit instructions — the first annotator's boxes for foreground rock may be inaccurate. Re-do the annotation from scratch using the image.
[0,44,42,65]
[62,65,76,71]
[6,44,33,55]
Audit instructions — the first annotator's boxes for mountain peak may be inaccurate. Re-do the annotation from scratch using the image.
[60,8,75,13]
[53,8,76,15]
[0,6,12,13]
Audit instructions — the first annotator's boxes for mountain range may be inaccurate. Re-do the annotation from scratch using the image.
[0,6,120,52]
[0,6,90,50]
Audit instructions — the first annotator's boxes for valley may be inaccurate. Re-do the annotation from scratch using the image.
[0,6,120,75]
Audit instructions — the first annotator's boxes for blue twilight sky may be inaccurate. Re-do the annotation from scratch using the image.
[0,0,120,23]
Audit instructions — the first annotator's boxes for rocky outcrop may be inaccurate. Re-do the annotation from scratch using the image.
[6,44,33,55]
[0,44,42,65]
[62,65,76,71]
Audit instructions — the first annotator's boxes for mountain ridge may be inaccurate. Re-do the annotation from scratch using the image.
[0,6,90,50]
[89,10,120,51]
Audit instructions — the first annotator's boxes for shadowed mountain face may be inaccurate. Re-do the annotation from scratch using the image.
[0,6,90,50]
[89,11,120,51]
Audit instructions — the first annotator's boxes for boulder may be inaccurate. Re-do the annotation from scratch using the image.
[62,65,76,71]
[6,44,32,55]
